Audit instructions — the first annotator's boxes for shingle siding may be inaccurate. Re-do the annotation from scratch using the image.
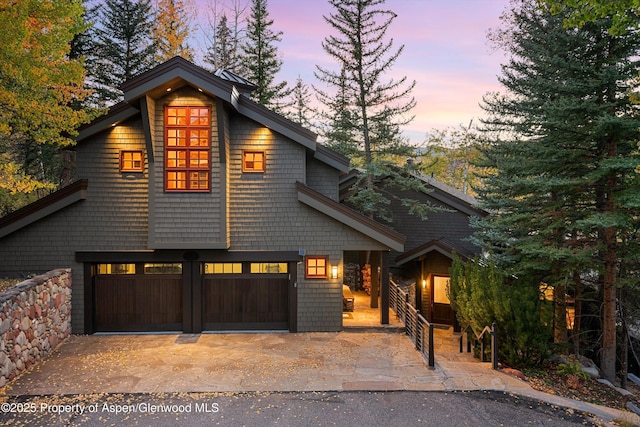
[306,159,339,200]
[148,87,227,248]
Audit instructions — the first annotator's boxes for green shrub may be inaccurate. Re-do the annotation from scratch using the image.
[449,254,553,367]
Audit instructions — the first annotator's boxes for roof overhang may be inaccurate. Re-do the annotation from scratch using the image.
[0,180,88,239]
[296,182,405,252]
[395,239,472,266]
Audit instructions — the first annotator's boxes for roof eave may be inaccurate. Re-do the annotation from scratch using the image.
[296,182,405,252]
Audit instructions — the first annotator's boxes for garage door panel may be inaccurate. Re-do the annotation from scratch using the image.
[203,276,288,330]
[95,275,182,332]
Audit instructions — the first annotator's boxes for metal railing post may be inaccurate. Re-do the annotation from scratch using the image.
[491,322,498,370]
[428,323,434,368]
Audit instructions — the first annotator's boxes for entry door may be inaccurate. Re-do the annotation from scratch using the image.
[431,275,455,325]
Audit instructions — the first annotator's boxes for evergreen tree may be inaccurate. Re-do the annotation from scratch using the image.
[153,0,194,62]
[475,0,640,381]
[241,0,290,110]
[88,0,157,106]
[286,76,313,128]
[316,0,431,222]
[315,66,360,159]
[204,13,240,71]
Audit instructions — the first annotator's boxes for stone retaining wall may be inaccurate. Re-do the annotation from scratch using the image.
[0,269,71,387]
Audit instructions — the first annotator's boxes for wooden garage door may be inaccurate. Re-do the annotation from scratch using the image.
[95,274,183,332]
[202,276,289,330]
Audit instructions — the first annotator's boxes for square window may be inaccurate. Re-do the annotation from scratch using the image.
[243,151,265,172]
[306,257,327,278]
[120,150,144,172]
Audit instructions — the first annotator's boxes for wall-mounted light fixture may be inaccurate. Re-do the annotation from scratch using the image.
[331,265,339,279]
[422,279,427,289]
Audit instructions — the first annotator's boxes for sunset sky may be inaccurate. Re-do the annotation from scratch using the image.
[190,0,512,144]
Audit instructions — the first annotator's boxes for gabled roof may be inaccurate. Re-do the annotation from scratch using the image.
[339,168,487,217]
[296,182,405,252]
[213,68,257,93]
[395,238,473,266]
[78,57,350,173]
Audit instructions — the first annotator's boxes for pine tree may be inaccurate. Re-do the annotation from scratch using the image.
[88,0,157,106]
[204,13,239,71]
[153,0,194,62]
[316,0,430,222]
[241,0,290,110]
[475,0,640,382]
[286,76,313,128]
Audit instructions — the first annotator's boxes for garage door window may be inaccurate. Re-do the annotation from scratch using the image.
[144,263,182,274]
[204,263,242,274]
[97,264,135,275]
[250,263,288,274]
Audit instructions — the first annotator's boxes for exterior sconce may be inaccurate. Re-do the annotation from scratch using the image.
[422,279,427,289]
[331,265,339,279]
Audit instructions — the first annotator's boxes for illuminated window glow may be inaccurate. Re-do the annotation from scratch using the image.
[243,151,265,172]
[250,263,288,273]
[165,106,210,191]
[204,263,243,274]
[97,264,136,275]
[306,257,327,278]
[120,150,144,172]
[144,263,182,274]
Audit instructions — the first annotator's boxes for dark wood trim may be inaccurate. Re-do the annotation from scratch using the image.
[215,97,226,163]
[0,180,88,235]
[289,261,298,332]
[191,261,202,332]
[76,250,301,263]
[140,96,155,164]
[182,261,193,333]
[83,263,95,334]
[381,251,390,325]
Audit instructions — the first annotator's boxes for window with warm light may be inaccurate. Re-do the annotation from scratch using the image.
[306,257,327,278]
[250,263,288,273]
[204,263,243,274]
[242,151,265,172]
[120,150,144,172]
[165,106,211,191]
[97,264,136,275]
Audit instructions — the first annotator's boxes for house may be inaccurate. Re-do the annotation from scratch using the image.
[0,57,404,334]
[340,170,487,329]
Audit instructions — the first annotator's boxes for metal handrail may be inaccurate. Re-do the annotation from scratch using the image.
[390,279,435,368]
[459,322,498,370]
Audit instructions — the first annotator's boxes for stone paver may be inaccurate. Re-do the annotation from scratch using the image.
[2,327,639,426]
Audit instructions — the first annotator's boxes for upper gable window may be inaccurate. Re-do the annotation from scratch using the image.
[243,150,265,172]
[120,150,144,172]
[165,106,211,192]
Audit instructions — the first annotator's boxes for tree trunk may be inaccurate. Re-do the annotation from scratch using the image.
[553,279,567,345]
[572,272,582,355]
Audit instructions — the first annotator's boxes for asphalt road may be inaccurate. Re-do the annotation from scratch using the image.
[1,390,603,427]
